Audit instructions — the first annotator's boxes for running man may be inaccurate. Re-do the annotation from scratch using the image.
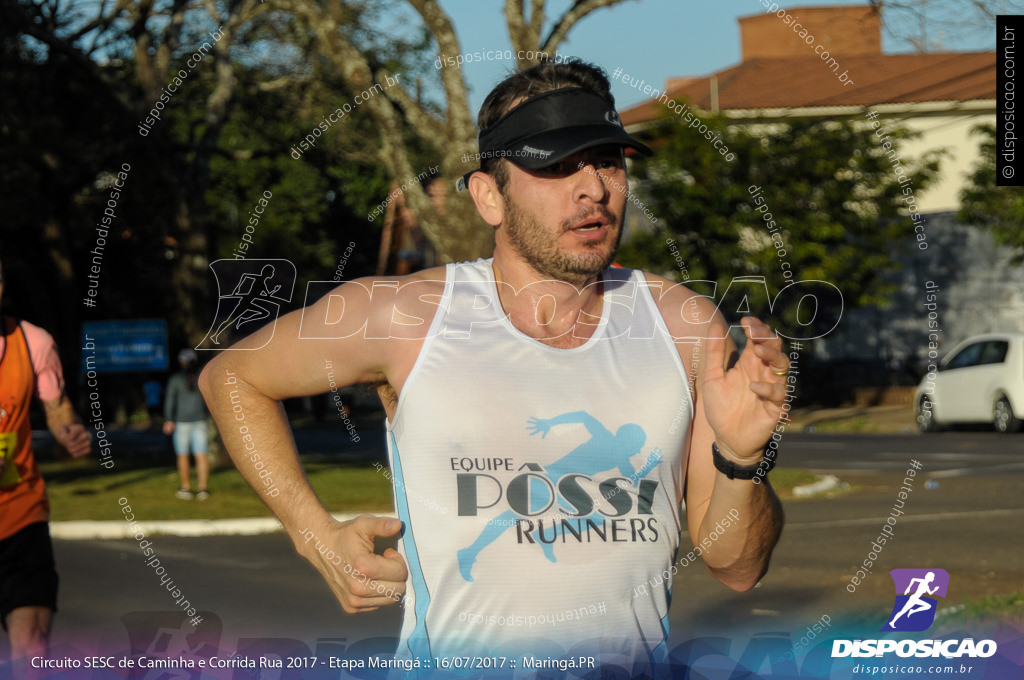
[210,264,281,344]
[0,261,92,675]
[201,59,786,673]
[889,571,939,627]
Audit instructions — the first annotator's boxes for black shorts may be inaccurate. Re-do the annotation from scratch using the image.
[0,521,58,628]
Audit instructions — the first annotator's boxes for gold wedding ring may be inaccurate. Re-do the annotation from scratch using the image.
[772,369,788,376]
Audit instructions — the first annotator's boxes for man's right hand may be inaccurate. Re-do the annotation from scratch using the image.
[296,515,408,614]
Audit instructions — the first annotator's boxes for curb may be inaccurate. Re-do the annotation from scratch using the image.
[792,474,842,498]
[50,512,396,540]
[53,475,846,538]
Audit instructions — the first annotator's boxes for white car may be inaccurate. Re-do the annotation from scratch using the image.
[915,332,1024,433]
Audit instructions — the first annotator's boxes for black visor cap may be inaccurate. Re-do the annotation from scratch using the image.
[457,87,651,191]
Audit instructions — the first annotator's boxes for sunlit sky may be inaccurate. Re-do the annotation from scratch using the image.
[431,0,997,112]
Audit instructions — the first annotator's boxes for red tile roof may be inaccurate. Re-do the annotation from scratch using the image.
[619,52,995,125]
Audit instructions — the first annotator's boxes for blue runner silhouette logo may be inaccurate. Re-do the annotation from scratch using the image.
[883,568,949,632]
[456,412,657,582]
[197,259,295,351]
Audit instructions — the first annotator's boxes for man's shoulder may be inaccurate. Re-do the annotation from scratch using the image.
[362,266,448,304]
[632,271,711,306]
[398,265,449,287]
[15,319,57,353]
[339,265,448,291]
[320,267,447,304]
[630,271,720,336]
[9,319,63,396]
[308,267,449,343]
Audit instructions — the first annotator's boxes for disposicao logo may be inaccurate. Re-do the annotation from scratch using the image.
[884,568,948,632]
[832,569,997,659]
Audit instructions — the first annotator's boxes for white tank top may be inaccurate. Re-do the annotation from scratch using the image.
[386,259,693,673]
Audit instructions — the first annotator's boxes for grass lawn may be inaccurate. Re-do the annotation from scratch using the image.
[766,468,819,498]
[939,590,1024,627]
[788,405,917,434]
[43,456,827,522]
[837,590,1024,630]
[42,458,394,522]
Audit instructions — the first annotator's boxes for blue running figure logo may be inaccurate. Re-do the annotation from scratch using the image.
[457,411,653,582]
[883,569,949,632]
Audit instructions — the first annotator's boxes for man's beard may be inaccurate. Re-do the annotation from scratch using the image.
[501,191,621,286]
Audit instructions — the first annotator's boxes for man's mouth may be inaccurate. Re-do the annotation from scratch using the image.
[570,217,611,233]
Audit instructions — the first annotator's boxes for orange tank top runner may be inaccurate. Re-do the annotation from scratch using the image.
[0,318,49,540]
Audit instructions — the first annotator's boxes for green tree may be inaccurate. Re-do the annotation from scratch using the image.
[0,0,427,355]
[618,107,943,327]
[284,0,640,263]
[959,124,1024,263]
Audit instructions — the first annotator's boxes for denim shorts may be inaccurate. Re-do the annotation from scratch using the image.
[172,420,209,455]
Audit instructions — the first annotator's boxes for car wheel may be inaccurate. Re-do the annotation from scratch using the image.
[917,394,939,433]
[993,396,1023,433]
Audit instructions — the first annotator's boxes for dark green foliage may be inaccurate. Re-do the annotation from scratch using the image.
[959,124,1024,263]
[0,0,432,370]
[619,105,944,320]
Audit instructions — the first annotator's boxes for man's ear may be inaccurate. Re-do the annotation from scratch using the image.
[468,171,504,227]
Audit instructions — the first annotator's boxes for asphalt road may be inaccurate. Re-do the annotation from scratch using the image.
[21,432,1024,668]
[780,431,1024,477]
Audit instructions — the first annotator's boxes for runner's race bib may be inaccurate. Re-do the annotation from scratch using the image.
[0,431,21,487]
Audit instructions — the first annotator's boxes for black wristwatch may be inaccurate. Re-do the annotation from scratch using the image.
[711,442,776,480]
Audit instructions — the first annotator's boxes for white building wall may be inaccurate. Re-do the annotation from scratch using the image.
[891,108,996,213]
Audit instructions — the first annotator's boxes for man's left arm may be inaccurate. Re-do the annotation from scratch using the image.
[685,314,787,592]
[25,322,92,459]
